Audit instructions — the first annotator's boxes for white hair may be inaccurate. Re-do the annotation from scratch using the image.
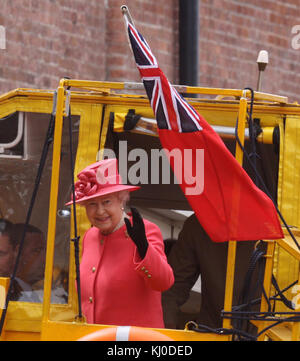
[117,190,130,207]
[79,190,130,209]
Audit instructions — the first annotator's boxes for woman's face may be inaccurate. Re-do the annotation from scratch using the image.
[84,193,123,234]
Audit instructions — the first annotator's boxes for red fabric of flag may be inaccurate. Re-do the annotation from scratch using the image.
[126,20,283,242]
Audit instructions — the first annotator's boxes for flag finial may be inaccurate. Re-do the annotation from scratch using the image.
[120,5,135,26]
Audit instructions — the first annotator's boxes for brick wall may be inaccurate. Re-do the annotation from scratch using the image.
[106,0,179,82]
[199,0,300,101]
[0,0,107,91]
[0,0,178,92]
[0,0,300,101]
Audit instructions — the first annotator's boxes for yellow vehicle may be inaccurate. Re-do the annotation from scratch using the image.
[0,78,299,341]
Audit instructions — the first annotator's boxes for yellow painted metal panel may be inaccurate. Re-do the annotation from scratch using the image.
[280,116,300,227]
[41,320,230,341]
[68,103,103,317]
[2,331,40,341]
[274,115,300,313]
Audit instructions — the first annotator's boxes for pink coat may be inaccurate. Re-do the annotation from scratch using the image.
[80,218,174,327]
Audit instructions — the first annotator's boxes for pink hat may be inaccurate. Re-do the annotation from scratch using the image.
[66,158,140,205]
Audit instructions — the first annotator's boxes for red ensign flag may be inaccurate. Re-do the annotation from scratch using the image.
[126,20,283,242]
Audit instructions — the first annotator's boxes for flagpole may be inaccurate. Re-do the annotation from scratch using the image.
[120,5,136,60]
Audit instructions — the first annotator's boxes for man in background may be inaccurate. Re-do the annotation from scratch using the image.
[10,223,46,302]
[162,214,257,330]
[0,219,17,277]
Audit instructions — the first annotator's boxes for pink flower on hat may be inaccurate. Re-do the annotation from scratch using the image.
[74,170,98,201]
[66,159,140,206]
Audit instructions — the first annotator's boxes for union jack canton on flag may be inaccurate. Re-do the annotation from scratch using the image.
[128,22,202,134]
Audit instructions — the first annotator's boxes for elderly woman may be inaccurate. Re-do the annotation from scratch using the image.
[66,158,174,328]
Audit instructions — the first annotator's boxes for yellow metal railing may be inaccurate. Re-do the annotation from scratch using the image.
[222,95,248,335]
[60,78,288,104]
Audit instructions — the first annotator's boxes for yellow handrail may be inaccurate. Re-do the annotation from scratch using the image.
[42,85,65,324]
[59,79,288,104]
[222,94,248,332]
